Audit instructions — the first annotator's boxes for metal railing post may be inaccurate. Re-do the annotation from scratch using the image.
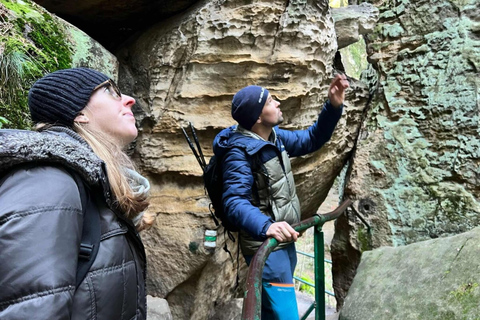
[314,225,325,320]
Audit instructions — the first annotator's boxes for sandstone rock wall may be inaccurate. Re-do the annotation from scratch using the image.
[117,0,368,318]
[332,0,480,308]
[7,0,478,316]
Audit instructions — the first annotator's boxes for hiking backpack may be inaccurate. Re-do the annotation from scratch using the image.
[182,123,238,232]
[202,152,240,232]
[183,124,263,286]
[182,123,260,233]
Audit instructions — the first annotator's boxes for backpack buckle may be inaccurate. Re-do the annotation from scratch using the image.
[79,243,94,260]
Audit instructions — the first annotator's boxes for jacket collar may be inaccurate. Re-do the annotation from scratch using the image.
[236,125,278,144]
[0,127,105,187]
[213,125,279,158]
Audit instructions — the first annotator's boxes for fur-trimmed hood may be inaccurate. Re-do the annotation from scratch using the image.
[0,127,105,187]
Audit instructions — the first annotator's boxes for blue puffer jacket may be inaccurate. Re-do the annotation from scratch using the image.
[213,101,343,254]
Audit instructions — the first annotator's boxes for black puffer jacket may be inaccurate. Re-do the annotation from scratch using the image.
[0,128,147,320]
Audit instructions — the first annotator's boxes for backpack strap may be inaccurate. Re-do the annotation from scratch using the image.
[0,164,101,290]
[70,172,101,290]
[248,152,263,205]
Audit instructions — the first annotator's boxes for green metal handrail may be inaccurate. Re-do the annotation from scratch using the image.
[241,199,352,320]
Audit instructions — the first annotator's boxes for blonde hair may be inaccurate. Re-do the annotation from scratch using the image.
[73,123,155,231]
[35,123,155,231]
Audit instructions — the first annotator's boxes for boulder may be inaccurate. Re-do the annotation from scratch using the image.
[209,298,243,320]
[4,0,383,318]
[147,295,173,320]
[331,3,379,49]
[340,227,480,320]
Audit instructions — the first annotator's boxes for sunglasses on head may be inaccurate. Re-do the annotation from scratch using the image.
[93,79,122,100]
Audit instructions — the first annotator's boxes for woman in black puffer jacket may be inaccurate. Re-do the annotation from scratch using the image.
[0,68,155,319]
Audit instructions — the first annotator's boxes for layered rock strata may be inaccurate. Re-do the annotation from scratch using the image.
[117,0,369,318]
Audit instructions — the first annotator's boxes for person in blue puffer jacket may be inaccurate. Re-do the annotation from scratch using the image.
[213,74,349,320]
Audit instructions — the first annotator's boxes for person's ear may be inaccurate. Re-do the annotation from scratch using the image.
[74,112,89,124]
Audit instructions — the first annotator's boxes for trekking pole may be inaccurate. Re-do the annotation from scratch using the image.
[181,126,206,172]
[189,122,207,168]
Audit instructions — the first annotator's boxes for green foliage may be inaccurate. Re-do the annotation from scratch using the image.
[329,0,348,8]
[298,275,315,295]
[339,39,368,79]
[0,116,10,128]
[0,0,73,129]
[0,39,37,129]
[28,13,72,71]
[449,283,478,300]
[357,225,371,252]
[448,283,480,316]
[0,45,28,104]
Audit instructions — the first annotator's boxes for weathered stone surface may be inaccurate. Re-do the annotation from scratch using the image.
[147,295,173,320]
[340,227,480,320]
[331,3,379,49]
[7,0,480,317]
[65,27,119,77]
[209,298,243,320]
[332,0,480,308]
[6,0,376,317]
[117,0,369,318]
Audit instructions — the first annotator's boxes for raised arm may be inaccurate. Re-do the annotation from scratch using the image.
[277,74,349,157]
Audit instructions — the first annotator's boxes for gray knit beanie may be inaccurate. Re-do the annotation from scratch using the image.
[28,67,110,126]
[232,85,269,130]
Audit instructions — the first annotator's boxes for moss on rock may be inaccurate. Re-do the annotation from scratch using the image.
[0,0,74,129]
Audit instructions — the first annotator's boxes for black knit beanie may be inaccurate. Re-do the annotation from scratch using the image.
[28,67,110,126]
[231,85,269,130]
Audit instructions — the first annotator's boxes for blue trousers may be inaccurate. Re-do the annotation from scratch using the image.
[244,243,299,320]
